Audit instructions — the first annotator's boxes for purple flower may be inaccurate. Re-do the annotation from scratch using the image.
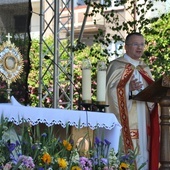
[104,139,111,146]
[101,158,108,165]
[79,157,92,170]
[6,142,16,152]
[31,144,37,150]
[15,140,20,147]
[17,155,35,169]
[94,137,101,145]
[120,153,135,164]
[38,168,44,170]
[32,143,41,150]
[101,140,105,147]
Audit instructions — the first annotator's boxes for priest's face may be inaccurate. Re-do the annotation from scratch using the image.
[125,35,145,60]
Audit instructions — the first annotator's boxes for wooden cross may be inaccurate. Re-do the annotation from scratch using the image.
[6,33,12,43]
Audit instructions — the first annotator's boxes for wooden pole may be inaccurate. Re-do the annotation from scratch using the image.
[159,93,170,169]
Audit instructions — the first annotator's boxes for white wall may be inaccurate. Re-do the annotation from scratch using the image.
[30,0,40,39]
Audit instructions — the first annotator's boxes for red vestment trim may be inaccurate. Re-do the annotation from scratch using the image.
[117,64,134,152]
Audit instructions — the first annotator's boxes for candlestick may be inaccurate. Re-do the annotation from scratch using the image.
[97,61,107,104]
[82,59,92,103]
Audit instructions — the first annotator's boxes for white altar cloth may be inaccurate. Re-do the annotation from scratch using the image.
[0,96,122,152]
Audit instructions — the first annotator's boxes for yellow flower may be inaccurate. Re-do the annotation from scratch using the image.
[119,162,129,169]
[58,158,68,168]
[63,140,72,151]
[71,166,82,170]
[41,152,52,164]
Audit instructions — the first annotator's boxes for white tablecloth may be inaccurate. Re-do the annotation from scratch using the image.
[0,96,122,152]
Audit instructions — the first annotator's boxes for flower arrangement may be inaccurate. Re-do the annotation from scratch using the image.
[0,116,146,170]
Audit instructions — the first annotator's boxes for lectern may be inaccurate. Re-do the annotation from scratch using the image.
[133,74,170,170]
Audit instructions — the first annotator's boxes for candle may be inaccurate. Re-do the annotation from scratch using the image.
[97,61,107,103]
[82,59,92,103]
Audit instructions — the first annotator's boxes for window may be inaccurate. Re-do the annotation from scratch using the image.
[76,0,86,6]
[60,0,85,8]
[77,0,85,6]
[14,15,27,33]
[100,0,124,9]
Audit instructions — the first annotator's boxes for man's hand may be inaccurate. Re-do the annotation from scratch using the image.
[129,75,143,91]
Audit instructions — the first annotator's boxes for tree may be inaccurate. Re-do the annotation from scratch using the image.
[82,0,163,53]
[81,0,168,80]
[143,13,170,80]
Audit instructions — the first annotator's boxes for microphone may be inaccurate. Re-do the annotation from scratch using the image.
[44,55,50,60]
[44,55,82,110]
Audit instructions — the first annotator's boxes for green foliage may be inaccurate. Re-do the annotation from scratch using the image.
[84,0,162,55]
[28,39,40,106]
[143,13,170,80]
[0,115,11,163]
[28,38,106,108]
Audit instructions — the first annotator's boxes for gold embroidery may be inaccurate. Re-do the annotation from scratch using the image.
[117,64,134,152]
[130,129,139,139]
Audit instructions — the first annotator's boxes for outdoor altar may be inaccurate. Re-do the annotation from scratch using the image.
[0,34,129,169]
[0,96,121,152]
[0,96,125,169]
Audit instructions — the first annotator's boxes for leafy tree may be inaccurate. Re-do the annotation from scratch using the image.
[143,13,170,80]
[81,0,163,57]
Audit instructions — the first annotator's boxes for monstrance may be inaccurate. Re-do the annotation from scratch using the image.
[0,33,24,101]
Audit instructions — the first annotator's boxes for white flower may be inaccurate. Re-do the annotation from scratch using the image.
[47,167,53,170]
[108,148,120,168]
[71,149,80,163]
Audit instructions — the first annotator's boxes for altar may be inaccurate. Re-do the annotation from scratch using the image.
[0,96,122,153]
